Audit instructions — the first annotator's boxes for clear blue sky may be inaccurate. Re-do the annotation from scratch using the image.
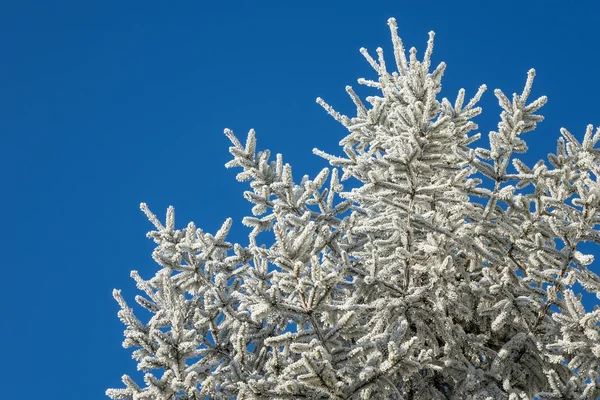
[2,1,599,398]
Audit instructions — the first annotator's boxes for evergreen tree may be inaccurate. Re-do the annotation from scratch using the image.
[107,18,600,399]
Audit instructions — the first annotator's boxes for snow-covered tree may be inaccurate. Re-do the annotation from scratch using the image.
[106,18,600,399]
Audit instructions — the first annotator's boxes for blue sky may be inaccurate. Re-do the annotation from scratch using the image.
[2,1,600,398]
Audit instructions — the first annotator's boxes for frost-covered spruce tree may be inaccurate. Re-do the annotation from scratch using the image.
[107,18,600,400]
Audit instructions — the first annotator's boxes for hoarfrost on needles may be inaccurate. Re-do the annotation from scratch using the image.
[107,17,600,400]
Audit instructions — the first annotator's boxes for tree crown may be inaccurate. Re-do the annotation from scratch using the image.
[107,18,600,400]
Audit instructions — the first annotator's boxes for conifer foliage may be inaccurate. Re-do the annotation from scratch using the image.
[107,18,600,399]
